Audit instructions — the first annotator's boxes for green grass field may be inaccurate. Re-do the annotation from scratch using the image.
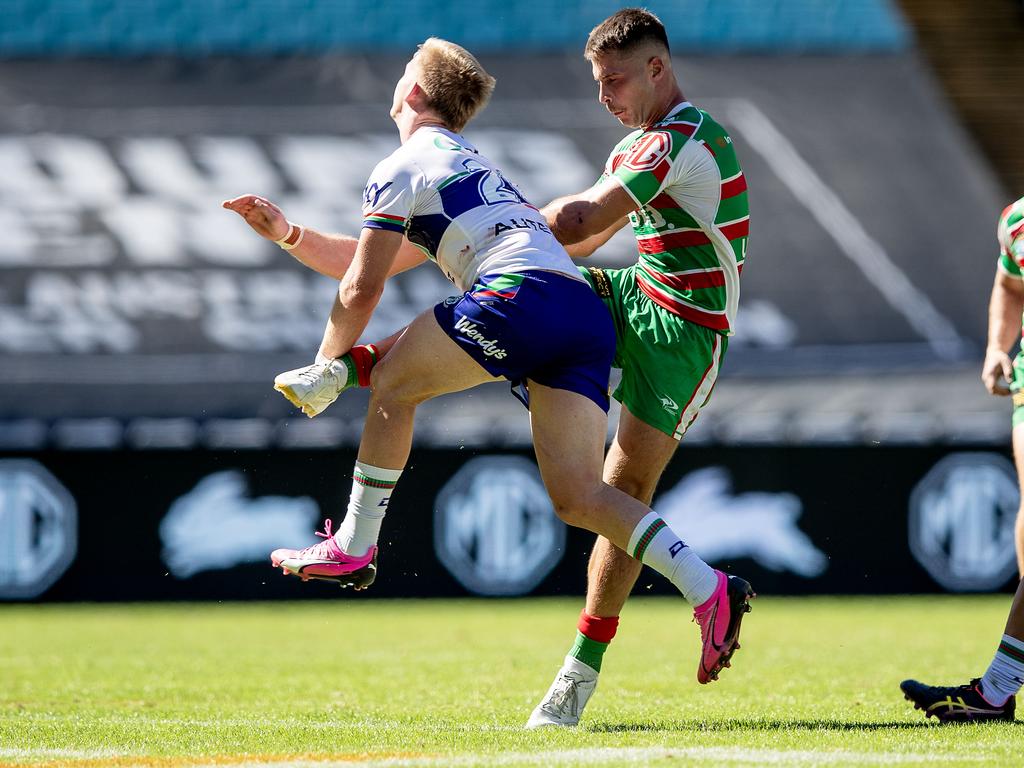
[0,596,1020,767]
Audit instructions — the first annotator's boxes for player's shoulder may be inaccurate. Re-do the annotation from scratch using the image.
[648,102,705,145]
[999,197,1024,227]
[617,103,705,158]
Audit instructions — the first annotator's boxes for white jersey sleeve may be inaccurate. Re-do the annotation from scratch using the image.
[360,153,422,234]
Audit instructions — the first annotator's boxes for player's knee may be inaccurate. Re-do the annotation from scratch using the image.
[369,359,426,407]
[547,480,601,528]
[606,473,653,504]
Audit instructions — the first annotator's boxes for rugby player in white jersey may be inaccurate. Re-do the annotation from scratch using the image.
[224,38,753,703]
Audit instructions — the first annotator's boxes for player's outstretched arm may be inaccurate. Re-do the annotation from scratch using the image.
[319,227,404,360]
[983,270,1024,395]
[271,228,406,418]
[543,179,633,256]
[222,194,426,280]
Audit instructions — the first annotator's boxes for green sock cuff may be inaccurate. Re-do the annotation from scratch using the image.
[569,630,609,673]
[339,353,358,389]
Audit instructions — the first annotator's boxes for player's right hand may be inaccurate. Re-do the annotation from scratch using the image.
[222,194,290,242]
[982,346,1014,396]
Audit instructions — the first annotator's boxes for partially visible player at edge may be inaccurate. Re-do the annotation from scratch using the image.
[983,196,1024,578]
[900,198,1024,723]
[224,37,754,698]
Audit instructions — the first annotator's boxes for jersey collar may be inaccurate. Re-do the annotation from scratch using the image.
[658,101,693,124]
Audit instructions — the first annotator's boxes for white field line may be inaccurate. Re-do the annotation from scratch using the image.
[223,746,962,768]
[0,714,522,732]
[0,745,971,767]
[721,98,967,361]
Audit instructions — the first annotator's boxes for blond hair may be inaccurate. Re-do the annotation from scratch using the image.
[415,38,496,133]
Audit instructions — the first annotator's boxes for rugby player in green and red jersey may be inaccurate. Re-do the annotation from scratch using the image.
[898,199,1024,723]
[524,8,752,727]
[983,197,1024,578]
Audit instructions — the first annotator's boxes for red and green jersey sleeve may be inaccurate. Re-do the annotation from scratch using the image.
[607,127,689,208]
[997,198,1024,278]
[361,155,418,234]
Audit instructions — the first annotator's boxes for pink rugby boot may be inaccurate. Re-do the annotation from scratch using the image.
[694,570,755,684]
[271,519,377,590]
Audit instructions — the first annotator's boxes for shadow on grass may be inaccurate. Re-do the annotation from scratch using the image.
[584,718,1000,733]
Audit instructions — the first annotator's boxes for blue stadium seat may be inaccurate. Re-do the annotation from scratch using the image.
[0,0,912,56]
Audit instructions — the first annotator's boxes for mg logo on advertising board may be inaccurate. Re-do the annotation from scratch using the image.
[0,460,77,599]
[434,456,564,596]
[909,453,1019,592]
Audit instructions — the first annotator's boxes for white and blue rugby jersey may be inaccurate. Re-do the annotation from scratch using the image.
[361,126,581,292]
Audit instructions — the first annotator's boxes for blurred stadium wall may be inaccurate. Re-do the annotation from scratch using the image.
[0,1,1020,601]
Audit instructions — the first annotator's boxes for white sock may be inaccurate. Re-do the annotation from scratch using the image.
[334,461,403,557]
[980,634,1024,706]
[627,512,718,606]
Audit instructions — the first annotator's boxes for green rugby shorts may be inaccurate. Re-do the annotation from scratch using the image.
[581,265,727,440]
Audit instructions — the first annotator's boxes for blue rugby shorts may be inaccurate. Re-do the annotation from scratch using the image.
[432,270,614,411]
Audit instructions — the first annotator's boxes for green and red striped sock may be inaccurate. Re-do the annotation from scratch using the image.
[347,344,379,387]
[569,610,619,673]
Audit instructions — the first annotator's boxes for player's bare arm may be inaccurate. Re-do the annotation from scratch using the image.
[544,177,637,248]
[222,194,426,279]
[547,209,629,259]
[983,270,1024,396]
[319,227,404,360]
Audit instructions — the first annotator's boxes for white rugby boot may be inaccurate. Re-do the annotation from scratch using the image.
[274,356,355,418]
[525,655,599,728]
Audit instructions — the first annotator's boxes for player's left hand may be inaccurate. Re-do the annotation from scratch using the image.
[222,194,290,242]
[982,346,1014,396]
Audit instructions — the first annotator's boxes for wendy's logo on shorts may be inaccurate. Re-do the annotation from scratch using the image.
[454,315,507,359]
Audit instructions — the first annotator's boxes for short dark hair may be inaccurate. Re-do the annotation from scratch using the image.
[584,8,670,59]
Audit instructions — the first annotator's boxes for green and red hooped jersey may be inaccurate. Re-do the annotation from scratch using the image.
[997,197,1024,279]
[602,101,748,334]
